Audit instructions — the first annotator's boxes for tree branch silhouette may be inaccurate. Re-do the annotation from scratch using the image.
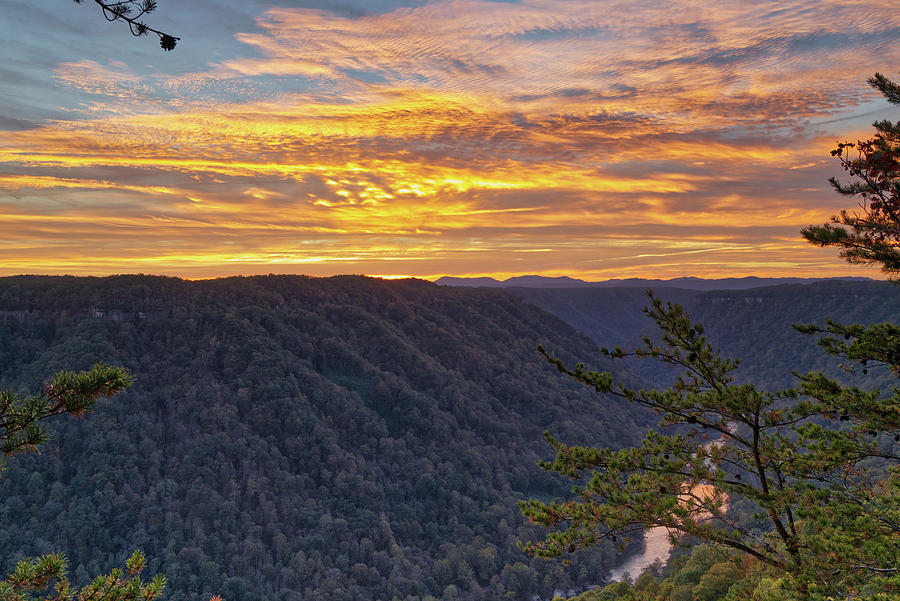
[74,0,179,50]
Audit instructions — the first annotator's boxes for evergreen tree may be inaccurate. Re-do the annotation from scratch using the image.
[521,75,900,600]
[802,73,900,273]
[1,363,132,456]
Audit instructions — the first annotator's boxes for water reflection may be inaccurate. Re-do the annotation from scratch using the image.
[606,526,671,582]
[606,433,731,583]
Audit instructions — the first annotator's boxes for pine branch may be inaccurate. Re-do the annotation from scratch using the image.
[74,0,179,50]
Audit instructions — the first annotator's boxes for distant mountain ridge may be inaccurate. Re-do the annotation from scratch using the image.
[435,274,873,290]
[510,279,900,391]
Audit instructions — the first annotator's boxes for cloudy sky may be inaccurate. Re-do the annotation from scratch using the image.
[1,0,897,280]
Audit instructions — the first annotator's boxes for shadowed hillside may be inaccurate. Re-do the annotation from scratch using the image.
[514,280,900,391]
[0,275,653,601]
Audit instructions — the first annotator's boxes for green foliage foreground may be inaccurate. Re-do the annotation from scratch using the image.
[524,294,900,598]
[0,364,167,601]
[1,363,132,456]
[1,550,165,601]
[521,73,900,600]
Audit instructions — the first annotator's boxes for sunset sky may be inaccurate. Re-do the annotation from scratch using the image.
[1,0,898,280]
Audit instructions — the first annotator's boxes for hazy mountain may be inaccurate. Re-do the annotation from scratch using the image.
[435,275,872,291]
[435,276,588,288]
[512,280,900,390]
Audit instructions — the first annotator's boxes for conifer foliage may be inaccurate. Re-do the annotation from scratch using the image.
[0,364,168,601]
[1,550,166,601]
[1,363,132,456]
[802,73,900,274]
[521,74,900,600]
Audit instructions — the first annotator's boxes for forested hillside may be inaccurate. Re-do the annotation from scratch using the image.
[4,276,897,601]
[514,280,900,389]
[0,275,653,601]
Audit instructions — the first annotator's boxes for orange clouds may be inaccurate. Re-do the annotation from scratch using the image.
[0,0,898,279]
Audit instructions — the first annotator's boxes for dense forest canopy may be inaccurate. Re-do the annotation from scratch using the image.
[513,280,900,391]
[3,275,900,600]
[0,274,653,601]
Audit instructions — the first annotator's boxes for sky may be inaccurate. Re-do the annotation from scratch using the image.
[0,0,898,281]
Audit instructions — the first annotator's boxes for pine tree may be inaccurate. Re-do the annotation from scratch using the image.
[521,75,900,599]
[802,73,900,274]
[1,363,132,456]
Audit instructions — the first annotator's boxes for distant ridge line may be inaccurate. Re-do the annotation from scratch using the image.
[434,275,873,291]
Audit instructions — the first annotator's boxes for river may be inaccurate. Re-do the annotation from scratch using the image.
[606,435,730,583]
[606,525,673,582]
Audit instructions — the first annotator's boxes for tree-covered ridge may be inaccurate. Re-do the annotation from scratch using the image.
[514,280,900,390]
[0,274,653,601]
